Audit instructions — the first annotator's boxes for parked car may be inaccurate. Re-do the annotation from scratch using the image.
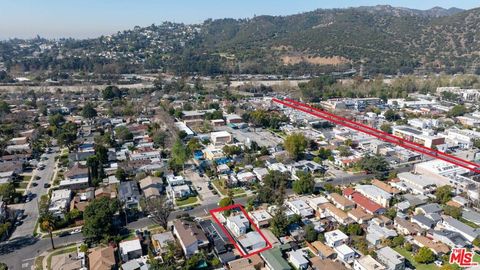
[58,231,70,237]
[43,183,50,188]
[32,182,38,187]
[34,176,41,180]
[183,206,194,211]
[70,228,82,234]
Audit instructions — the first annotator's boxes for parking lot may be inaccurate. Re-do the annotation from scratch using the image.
[219,126,283,148]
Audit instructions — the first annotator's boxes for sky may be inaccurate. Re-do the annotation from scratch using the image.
[0,0,478,39]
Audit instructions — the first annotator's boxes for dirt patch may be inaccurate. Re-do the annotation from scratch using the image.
[281,55,349,66]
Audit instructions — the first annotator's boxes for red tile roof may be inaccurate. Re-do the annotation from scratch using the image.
[350,192,384,214]
[342,187,355,197]
[343,188,384,214]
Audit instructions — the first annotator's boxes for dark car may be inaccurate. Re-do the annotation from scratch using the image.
[44,183,51,188]
[32,182,38,187]
[183,206,194,211]
[58,231,70,237]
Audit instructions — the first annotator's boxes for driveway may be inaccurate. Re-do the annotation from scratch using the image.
[185,169,219,204]
[9,147,59,239]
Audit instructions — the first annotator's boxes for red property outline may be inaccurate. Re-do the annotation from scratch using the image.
[209,204,273,258]
[273,98,480,174]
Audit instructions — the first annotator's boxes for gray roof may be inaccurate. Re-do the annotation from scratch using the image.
[402,194,427,207]
[462,209,480,226]
[118,181,140,199]
[417,203,442,214]
[412,215,435,228]
[377,246,404,265]
[432,230,468,247]
[443,216,480,240]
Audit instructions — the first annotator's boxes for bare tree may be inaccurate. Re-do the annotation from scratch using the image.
[145,196,173,228]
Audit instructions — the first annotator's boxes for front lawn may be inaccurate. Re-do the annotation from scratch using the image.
[176,196,199,207]
[212,180,246,197]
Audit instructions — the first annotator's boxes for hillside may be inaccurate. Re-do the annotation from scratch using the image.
[189,6,479,75]
[1,5,480,77]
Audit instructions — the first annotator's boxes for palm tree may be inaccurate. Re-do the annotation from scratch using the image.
[41,216,55,250]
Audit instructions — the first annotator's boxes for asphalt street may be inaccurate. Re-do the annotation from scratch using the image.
[9,147,59,239]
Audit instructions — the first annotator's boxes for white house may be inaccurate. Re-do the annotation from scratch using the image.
[335,244,355,264]
[249,209,272,228]
[237,231,266,253]
[287,250,309,270]
[325,229,348,248]
[286,199,314,218]
[211,131,233,146]
[119,238,143,262]
[227,214,250,237]
[166,174,186,186]
[355,185,392,207]
[353,255,386,270]
[49,189,71,219]
[168,184,192,200]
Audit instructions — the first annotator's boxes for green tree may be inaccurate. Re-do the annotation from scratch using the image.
[86,155,100,186]
[292,171,315,195]
[170,139,188,172]
[284,133,308,160]
[473,236,480,247]
[222,145,242,157]
[102,85,122,100]
[385,208,397,220]
[384,109,400,122]
[40,214,56,250]
[257,171,289,204]
[391,235,405,247]
[447,105,468,117]
[304,224,318,243]
[82,197,120,244]
[153,131,168,148]
[270,207,289,237]
[0,183,17,203]
[0,100,10,114]
[443,205,461,219]
[435,185,453,204]
[114,126,133,142]
[346,223,363,236]
[357,154,390,179]
[338,146,352,157]
[48,113,65,128]
[115,168,127,182]
[414,247,435,264]
[380,123,392,134]
[81,103,97,119]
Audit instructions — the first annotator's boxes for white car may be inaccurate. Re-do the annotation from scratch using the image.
[70,228,82,234]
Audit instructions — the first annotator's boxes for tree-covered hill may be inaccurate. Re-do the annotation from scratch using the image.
[2,5,480,76]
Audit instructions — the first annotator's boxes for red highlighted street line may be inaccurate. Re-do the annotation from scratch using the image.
[273,98,480,174]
